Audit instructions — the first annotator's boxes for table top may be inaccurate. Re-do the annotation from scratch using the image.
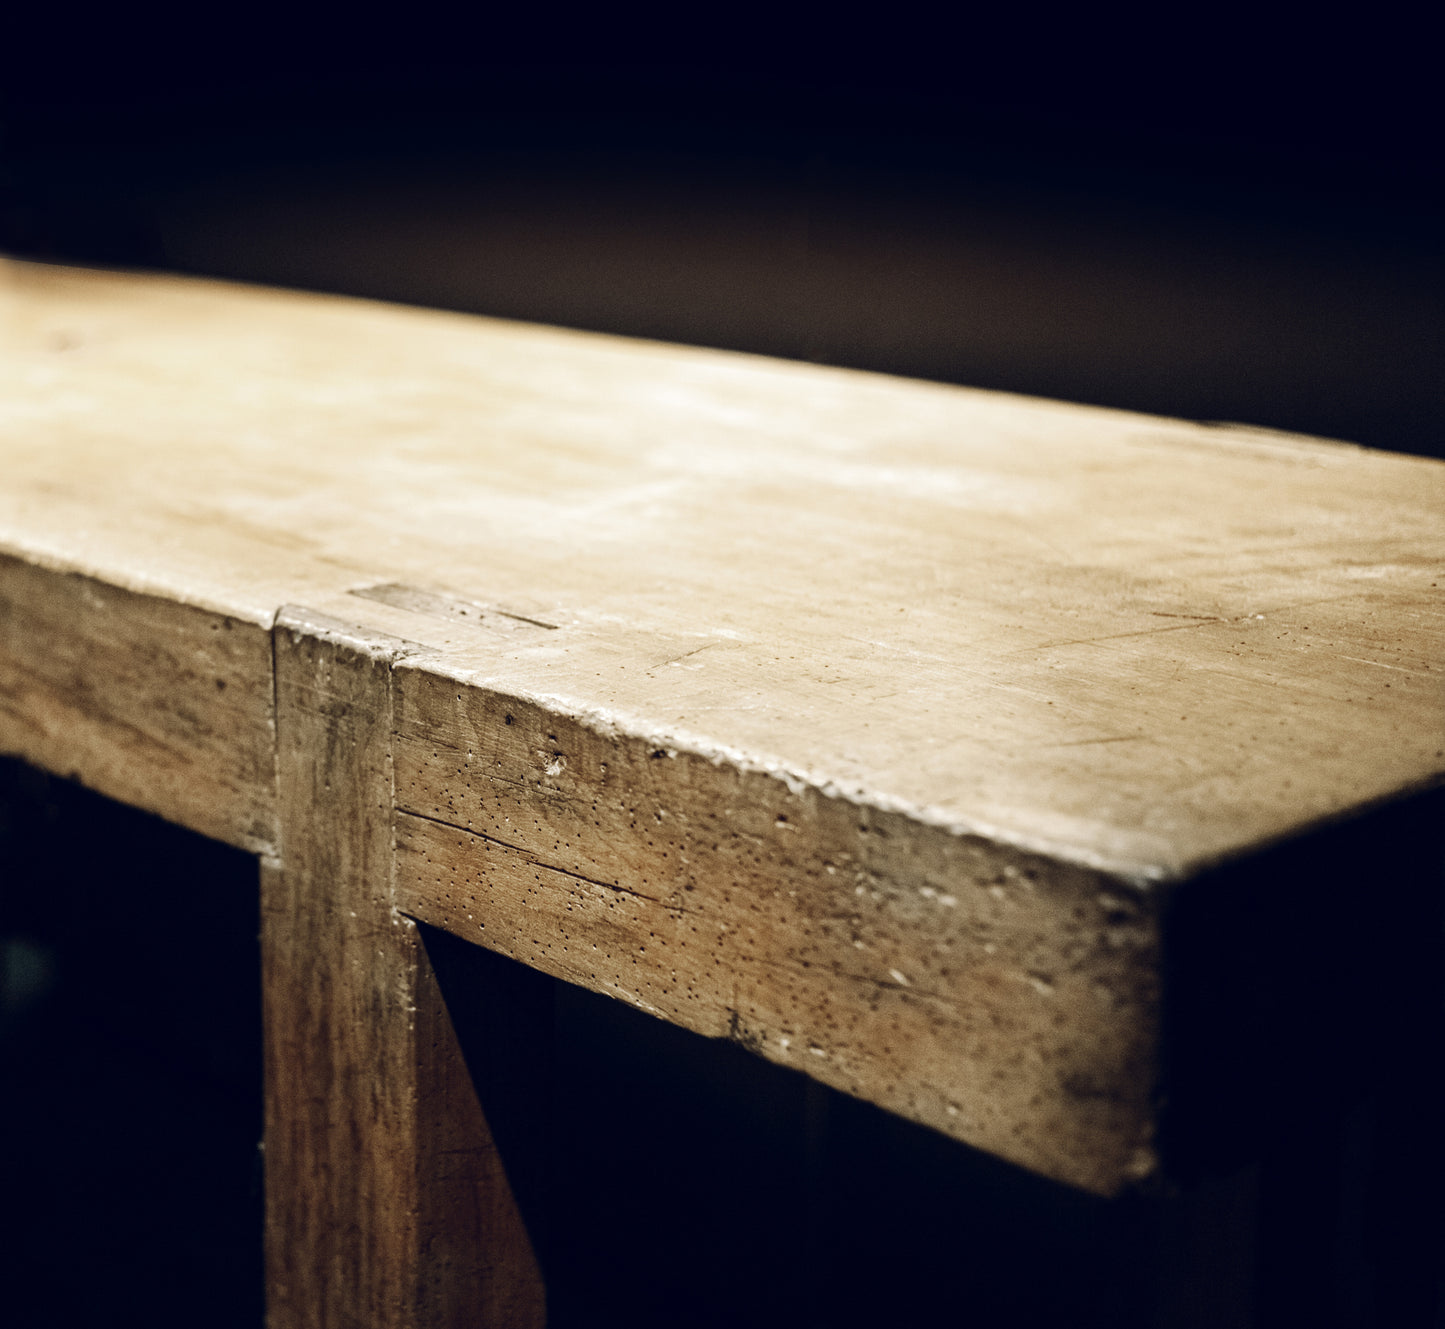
[3,258,1440,884]
[3,258,1441,1194]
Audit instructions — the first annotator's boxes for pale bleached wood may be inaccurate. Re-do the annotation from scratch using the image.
[266,610,544,1328]
[0,258,1438,880]
[0,550,276,852]
[1,258,1442,1196]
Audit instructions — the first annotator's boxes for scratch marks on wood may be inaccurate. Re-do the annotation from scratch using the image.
[401,806,677,906]
[1031,620,1232,651]
[351,583,558,632]
[1336,655,1427,674]
[649,642,721,671]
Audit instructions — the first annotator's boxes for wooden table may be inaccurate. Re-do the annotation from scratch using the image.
[2,258,1440,1325]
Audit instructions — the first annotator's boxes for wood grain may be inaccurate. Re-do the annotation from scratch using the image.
[1,259,1438,880]
[1,259,1441,1197]
[266,609,543,1328]
[0,550,276,852]
[391,673,1161,1194]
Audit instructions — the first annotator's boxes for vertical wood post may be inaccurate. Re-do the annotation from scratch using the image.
[264,610,545,1328]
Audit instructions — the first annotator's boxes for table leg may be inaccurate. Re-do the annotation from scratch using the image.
[265,617,545,1328]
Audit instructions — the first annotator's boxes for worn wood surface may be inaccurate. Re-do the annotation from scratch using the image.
[0,550,276,852]
[266,611,543,1327]
[1,258,1438,880]
[391,677,1160,1193]
[1,257,1442,1193]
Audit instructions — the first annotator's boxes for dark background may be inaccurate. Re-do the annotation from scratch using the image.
[2,22,1442,1328]
[2,18,1441,457]
[3,764,1441,1327]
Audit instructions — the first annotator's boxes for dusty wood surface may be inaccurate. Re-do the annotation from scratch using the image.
[266,611,544,1328]
[1,258,1438,880]
[1,257,1441,1193]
